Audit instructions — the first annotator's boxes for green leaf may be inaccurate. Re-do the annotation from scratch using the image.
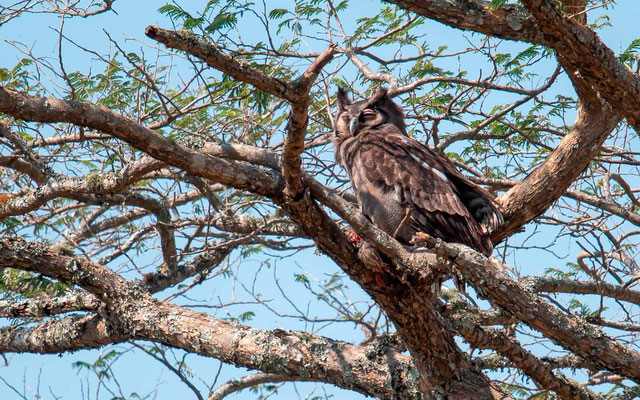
[295,273,310,284]
[488,0,508,9]
[206,13,238,32]
[268,8,289,19]
[238,311,255,322]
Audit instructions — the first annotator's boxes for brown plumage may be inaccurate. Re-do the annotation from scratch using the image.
[333,87,502,256]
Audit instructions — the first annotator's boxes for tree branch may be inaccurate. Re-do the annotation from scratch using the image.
[0,314,123,353]
[0,292,100,317]
[209,373,316,400]
[144,26,297,102]
[520,0,640,132]
[0,238,423,400]
[282,45,336,199]
[415,232,640,383]
[493,73,620,242]
[0,86,285,199]
[0,236,131,299]
[443,297,600,399]
[386,1,622,243]
[527,277,640,306]
[385,0,544,44]
[144,25,337,200]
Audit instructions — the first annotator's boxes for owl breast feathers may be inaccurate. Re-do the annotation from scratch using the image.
[333,87,503,256]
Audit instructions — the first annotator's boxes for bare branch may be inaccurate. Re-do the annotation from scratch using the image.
[385,0,544,44]
[0,87,285,198]
[527,277,640,306]
[415,232,640,383]
[520,0,640,132]
[209,373,315,400]
[144,26,297,102]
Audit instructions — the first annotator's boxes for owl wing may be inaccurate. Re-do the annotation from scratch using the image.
[354,125,494,255]
[406,140,504,234]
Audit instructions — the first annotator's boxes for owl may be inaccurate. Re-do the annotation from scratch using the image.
[333,87,503,256]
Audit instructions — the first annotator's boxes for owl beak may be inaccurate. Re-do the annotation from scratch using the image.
[349,116,358,135]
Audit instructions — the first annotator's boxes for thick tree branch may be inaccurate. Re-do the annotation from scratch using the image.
[389,0,640,134]
[300,176,509,398]
[0,236,131,299]
[0,239,238,318]
[385,0,543,44]
[144,26,296,101]
[386,1,623,243]
[520,0,640,133]
[282,45,336,199]
[0,307,421,400]
[0,292,100,317]
[0,238,422,400]
[493,74,620,242]
[0,314,122,353]
[0,86,285,199]
[139,27,507,396]
[452,313,599,399]
[144,25,337,200]
[0,172,153,219]
[415,233,640,383]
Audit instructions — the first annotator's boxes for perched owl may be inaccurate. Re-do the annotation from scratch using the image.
[333,87,503,256]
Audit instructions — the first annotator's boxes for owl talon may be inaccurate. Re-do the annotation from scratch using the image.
[346,229,362,245]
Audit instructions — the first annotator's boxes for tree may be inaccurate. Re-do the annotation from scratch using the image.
[1,0,639,398]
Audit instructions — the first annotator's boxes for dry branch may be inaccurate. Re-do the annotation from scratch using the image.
[520,0,640,132]
[415,233,640,383]
[0,237,422,400]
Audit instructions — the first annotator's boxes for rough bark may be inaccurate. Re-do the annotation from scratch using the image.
[417,233,640,383]
[494,78,620,242]
[0,86,508,398]
[446,302,600,400]
[0,237,421,400]
[0,86,285,199]
[520,0,640,132]
[387,0,640,135]
[384,0,544,44]
[2,4,636,395]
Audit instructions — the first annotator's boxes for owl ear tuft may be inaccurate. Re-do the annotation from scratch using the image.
[369,87,390,104]
[336,87,351,110]
[370,87,407,135]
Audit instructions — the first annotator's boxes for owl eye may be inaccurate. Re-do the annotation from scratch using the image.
[361,108,376,119]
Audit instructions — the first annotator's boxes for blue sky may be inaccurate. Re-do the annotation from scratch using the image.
[1,1,639,399]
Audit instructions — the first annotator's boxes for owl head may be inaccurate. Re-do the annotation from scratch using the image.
[334,87,406,139]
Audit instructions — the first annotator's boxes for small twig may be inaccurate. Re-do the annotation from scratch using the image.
[209,373,314,400]
[393,208,413,239]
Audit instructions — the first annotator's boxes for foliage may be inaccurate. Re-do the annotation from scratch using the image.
[0,0,639,399]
